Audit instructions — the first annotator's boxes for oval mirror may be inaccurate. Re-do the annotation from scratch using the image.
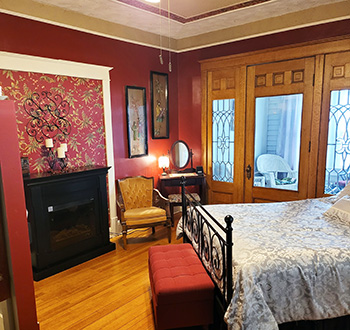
[170,140,190,170]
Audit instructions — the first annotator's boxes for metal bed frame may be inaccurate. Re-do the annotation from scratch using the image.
[180,179,233,329]
[180,178,350,330]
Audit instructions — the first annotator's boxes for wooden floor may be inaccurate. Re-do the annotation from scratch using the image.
[34,215,206,330]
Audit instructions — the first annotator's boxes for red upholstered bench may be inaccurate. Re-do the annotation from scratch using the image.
[148,243,214,330]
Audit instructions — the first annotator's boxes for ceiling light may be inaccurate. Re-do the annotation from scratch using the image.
[145,0,160,3]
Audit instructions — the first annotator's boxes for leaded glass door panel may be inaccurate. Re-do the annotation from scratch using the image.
[245,57,315,202]
[206,67,245,204]
[317,51,350,197]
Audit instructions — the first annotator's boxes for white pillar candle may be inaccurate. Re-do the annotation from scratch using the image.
[60,143,68,152]
[0,86,2,96]
[45,138,53,148]
[57,147,65,159]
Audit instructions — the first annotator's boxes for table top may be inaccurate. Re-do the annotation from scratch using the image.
[159,172,205,180]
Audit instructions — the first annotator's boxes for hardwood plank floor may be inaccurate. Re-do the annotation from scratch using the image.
[34,215,207,329]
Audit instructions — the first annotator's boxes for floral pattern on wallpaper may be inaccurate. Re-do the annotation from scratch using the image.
[0,70,106,173]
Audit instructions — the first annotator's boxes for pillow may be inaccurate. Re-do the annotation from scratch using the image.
[333,182,350,202]
[324,195,350,222]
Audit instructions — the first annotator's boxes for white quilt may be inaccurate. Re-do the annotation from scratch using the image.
[176,197,350,330]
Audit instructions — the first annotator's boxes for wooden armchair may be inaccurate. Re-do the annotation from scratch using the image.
[117,176,171,248]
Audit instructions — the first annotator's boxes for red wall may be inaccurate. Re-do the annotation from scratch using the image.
[0,13,179,184]
[0,100,38,330]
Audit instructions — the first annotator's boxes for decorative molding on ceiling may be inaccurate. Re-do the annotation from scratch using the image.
[116,0,272,24]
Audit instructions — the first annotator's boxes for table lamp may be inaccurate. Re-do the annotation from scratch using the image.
[158,155,169,176]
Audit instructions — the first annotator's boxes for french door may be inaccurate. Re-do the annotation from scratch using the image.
[203,40,350,205]
[205,67,245,204]
[317,51,350,197]
[244,58,315,202]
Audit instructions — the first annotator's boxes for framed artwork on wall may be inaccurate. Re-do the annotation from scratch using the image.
[125,86,148,158]
[151,71,169,139]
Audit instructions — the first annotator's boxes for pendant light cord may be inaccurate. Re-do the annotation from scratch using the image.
[168,0,172,72]
[159,0,163,65]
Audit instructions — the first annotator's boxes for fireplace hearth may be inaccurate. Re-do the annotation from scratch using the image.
[24,166,115,281]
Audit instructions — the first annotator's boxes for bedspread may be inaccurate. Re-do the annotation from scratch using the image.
[176,197,350,329]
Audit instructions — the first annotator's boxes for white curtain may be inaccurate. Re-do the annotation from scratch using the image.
[276,95,303,171]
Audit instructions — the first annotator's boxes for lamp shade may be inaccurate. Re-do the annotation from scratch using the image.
[158,155,169,169]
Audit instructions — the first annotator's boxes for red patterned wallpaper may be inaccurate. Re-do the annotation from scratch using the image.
[0,70,106,173]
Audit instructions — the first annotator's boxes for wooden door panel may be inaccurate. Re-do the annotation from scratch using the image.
[317,51,350,196]
[206,68,245,204]
[245,57,315,203]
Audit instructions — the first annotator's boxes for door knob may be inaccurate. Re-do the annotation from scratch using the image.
[246,164,252,180]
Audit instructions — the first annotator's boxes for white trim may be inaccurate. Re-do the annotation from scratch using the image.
[0,51,117,224]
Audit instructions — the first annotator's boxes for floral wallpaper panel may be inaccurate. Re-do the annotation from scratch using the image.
[0,70,106,173]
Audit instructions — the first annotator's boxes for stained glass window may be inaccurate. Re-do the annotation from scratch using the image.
[325,90,350,194]
[212,99,235,183]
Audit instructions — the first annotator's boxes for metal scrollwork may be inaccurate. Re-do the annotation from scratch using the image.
[24,91,71,143]
[211,233,224,281]
[182,187,234,307]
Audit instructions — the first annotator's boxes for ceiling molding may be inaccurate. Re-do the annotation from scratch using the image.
[0,0,349,53]
[116,0,272,24]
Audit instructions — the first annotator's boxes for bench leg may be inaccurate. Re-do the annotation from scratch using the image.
[170,203,174,226]
[167,223,171,243]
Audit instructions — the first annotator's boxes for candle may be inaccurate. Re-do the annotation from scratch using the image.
[45,138,53,148]
[60,143,68,152]
[0,86,2,96]
[57,147,65,159]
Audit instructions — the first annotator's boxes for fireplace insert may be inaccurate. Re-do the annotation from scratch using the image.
[24,166,115,280]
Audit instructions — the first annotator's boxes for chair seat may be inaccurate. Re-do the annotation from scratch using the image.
[168,193,200,204]
[124,206,167,225]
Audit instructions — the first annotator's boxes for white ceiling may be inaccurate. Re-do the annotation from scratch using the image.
[2,0,350,51]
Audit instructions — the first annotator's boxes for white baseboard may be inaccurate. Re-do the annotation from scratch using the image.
[109,216,122,238]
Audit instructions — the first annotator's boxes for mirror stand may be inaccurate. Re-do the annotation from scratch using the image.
[169,140,195,173]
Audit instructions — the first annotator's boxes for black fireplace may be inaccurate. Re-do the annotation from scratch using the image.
[24,166,115,281]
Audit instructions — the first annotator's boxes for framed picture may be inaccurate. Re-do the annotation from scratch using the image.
[125,86,148,158]
[151,71,169,139]
[20,157,30,177]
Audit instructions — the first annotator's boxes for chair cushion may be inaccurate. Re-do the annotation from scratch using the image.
[124,206,166,225]
[168,193,200,204]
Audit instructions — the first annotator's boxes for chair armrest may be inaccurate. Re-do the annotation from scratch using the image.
[261,172,276,188]
[290,170,298,179]
[116,191,125,213]
[153,189,170,217]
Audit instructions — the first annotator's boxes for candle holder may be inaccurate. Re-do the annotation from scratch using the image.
[44,139,69,173]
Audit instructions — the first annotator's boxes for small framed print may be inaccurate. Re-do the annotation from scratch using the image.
[21,157,30,177]
[151,71,169,139]
[125,86,148,158]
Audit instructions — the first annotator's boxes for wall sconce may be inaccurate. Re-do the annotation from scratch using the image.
[158,155,169,176]
[45,138,68,172]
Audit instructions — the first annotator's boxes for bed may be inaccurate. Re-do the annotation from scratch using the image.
[176,180,350,330]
